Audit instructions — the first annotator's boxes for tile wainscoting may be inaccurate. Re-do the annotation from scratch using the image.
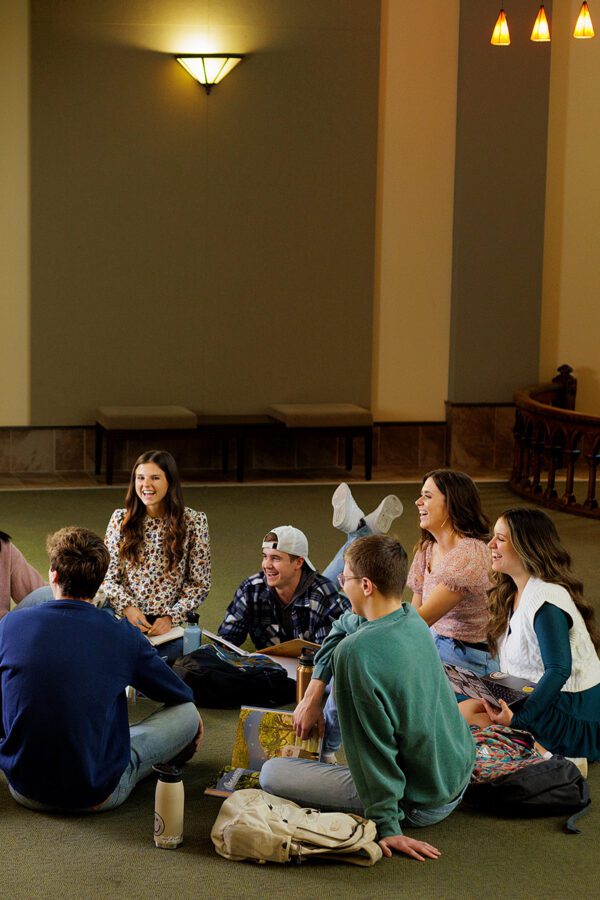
[0,410,514,479]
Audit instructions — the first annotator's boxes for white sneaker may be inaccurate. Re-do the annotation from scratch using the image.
[332,483,364,534]
[364,495,404,534]
[566,757,588,778]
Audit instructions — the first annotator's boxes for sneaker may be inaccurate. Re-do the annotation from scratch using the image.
[364,495,404,534]
[332,483,364,534]
[566,757,588,778]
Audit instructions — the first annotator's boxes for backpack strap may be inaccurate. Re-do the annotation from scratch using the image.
[565,798,592,835]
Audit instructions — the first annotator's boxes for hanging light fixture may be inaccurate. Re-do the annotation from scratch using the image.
[574,2,595,38]
[491,8,511,45]
[531,5,551,41]
[175,54,245,94]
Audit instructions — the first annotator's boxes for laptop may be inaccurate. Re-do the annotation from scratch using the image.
[443,663,537,710]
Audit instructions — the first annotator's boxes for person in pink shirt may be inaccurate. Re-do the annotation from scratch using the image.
[408,469,498,676]
[0,530,45,619]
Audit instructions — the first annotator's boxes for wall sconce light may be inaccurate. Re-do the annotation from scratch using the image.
[175,54,245,95]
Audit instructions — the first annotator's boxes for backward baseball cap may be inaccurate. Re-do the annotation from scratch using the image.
[262,525,315,571]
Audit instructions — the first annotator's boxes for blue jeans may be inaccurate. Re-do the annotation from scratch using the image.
[9,702,199,813]
[260,757,467,829]
[322,524,371,584]
[320,525,371,754]
[17,586,54,607]
[432,631,499,676]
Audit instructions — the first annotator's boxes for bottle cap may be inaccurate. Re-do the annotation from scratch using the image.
[298,648,316,665]
[153,764,183,782]
[186,612,199,625]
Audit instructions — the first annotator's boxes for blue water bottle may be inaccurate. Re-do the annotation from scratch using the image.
[183,612,201,654]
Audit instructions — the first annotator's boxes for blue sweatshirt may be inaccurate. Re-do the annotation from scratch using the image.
[0,600,193,808]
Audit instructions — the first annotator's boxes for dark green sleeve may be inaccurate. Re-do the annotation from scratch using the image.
[512,602,572,730]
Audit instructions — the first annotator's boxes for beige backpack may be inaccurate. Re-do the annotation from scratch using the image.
[210,789,382,867]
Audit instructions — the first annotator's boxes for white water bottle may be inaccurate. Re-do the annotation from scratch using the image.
[153,764,184,849]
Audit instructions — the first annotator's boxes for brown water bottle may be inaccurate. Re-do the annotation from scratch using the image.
[296,648,316,703]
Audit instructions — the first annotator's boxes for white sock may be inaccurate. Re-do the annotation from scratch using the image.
[565,757,588,778]
[332,483,364,534]
[364,495,404,534]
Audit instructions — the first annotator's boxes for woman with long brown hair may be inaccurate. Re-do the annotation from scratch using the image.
[408,469,498,675]
[461,507,600,764]
[103,449,211,660]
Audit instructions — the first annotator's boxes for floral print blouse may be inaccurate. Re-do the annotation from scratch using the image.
[103,507,211,625]
[407,537,490,643]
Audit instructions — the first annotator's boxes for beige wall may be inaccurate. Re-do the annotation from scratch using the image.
[0,0,30,424]
[373,0,459,422]
[27,1,379,425]
[541,0,600,413]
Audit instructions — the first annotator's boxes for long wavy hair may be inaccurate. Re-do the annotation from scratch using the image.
[416,469,490,550]
[119,450,186,570]
[487,507,600,655]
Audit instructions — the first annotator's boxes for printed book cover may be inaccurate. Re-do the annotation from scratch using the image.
[230,705,321,771]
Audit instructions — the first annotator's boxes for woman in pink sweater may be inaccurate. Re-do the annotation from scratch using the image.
[0,530,45,619]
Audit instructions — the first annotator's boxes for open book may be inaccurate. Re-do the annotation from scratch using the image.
[201,629,320,679]
[202,629,319,658]
[146,625,184,647]
[205,705,322,798]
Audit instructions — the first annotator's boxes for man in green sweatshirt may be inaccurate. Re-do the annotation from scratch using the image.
[259,534,475,860]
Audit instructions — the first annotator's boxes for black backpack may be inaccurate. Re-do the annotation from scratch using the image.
[465,756,591,834]
[172,644,296,709]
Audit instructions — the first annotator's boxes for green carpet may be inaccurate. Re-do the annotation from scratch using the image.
[1,483,599,899]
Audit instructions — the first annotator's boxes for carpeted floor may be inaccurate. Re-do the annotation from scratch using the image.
[1,482,599,899]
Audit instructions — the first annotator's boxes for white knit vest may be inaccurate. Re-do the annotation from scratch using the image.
[498,578,600,692]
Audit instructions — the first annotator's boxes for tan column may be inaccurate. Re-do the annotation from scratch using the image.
[373,0,459,421]
[0,0,30,424]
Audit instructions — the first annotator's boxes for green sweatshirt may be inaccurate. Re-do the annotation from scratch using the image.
[316,604,475,838]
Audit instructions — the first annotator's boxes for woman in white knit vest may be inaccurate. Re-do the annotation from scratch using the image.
[460,507,600,770]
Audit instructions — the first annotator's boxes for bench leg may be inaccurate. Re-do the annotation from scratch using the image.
[221,436,229,474]
[364,429,373,481]
[106,433,115,485]
[95,424,103,475]
[236,434,245,482]
[345,436,353,472]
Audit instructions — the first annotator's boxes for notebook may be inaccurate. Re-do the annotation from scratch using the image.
[444,663,537,709]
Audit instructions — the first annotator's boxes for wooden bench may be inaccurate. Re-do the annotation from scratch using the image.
[96,404,374,483]
[268,403,373,480]
[195,414,281,482]
[95,406,198,484]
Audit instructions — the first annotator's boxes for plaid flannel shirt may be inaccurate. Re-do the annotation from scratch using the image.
[218,570,350,649]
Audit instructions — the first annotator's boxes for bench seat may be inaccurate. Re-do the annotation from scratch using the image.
[95,406,198,484]
[268,403,373,479]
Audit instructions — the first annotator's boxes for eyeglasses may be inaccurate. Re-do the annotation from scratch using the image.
[337,574,362,588]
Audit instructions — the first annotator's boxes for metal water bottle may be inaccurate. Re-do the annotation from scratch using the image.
[183,612,201,654]
[296,648,316,703]
[153,764,184,849]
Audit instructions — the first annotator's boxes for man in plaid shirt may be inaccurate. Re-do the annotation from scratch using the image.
[218,525,349,649]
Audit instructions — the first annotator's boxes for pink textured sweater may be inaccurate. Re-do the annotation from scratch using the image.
[0,540,45,618]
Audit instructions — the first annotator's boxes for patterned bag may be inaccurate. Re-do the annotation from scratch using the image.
[466,725,591,833]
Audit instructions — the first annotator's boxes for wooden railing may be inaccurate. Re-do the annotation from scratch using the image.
[510,365,600,518]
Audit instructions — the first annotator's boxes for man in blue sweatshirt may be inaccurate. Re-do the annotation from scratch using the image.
[0,526,200,812]
[260,534,475,860]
